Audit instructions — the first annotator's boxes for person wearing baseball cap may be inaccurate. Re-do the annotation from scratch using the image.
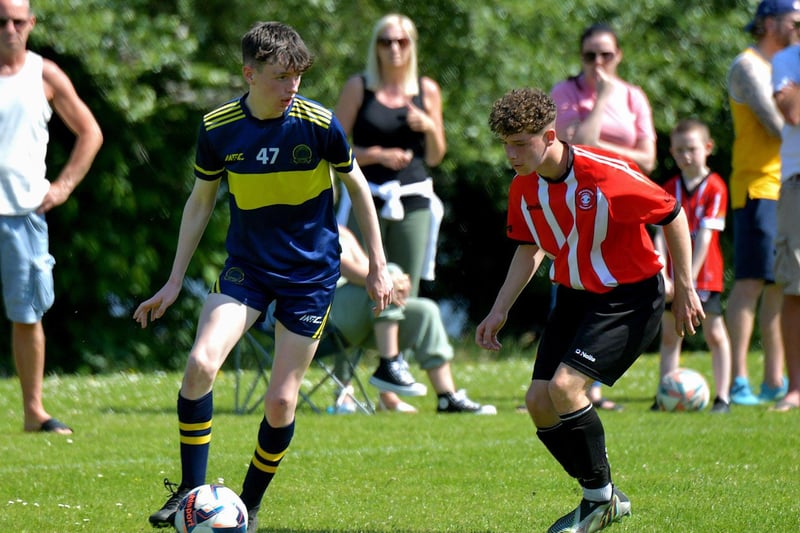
[726,0,800,406]
[745,0,800,33]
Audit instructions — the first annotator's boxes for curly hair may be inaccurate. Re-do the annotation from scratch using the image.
[242,21,314,73]
[488,88,556,138]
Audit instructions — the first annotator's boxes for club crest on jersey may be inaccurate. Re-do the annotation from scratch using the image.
[292,144,313,165]
[576,188,596,211]
[223,267,245,284]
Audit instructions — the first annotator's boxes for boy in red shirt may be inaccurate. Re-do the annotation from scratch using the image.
[653,119,732,413]
[477,88,703,533]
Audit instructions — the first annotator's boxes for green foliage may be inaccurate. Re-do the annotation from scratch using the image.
[10,0,756,372]
[2,353,799,531]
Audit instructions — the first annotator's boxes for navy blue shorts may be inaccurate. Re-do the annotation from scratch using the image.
[212,257,336,339]
[532,275,665,386]
[732,197,777,282]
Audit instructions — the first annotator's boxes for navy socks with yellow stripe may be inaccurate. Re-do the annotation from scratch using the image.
[178,391,213,490]
[239,417,295,510]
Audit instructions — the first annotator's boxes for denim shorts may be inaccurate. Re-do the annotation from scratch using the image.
[0,213,56,323]
[732,197,777,282]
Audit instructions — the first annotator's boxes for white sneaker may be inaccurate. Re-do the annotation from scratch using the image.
[547,487,631,533]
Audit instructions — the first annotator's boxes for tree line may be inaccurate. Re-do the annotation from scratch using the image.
[3,0,753,373]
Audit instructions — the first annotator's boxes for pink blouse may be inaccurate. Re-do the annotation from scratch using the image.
[551,74,656,149]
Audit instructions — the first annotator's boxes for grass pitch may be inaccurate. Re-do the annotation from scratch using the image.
[2,344,798,532]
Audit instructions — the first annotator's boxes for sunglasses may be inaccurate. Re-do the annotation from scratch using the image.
[0,17,29,29]
[581,51,616,63]
[377,37,410,49]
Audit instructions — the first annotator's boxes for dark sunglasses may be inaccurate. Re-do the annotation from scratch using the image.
[0,17,29,28]
[377,37,410,48]
[581,51,616,63]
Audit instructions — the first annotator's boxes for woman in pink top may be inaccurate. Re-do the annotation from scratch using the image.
[551,23,657,174]
[550,23,658,410]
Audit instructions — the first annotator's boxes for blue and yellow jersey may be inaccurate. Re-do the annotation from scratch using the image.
[194,94,353,284]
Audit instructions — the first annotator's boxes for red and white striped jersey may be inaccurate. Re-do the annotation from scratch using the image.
[506,145,678,293]
[660,172,727,292]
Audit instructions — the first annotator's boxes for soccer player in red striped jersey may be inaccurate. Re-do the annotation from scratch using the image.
[653,118,732,414]
[477,88,704,533]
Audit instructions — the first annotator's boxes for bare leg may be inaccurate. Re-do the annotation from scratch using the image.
[13,321,70,434]
[426,362,456,394]
[374,321,399,358]
[776,294,800,409]
[726,279,762,381]
[703,314,732,402]
[659,312,682,380]
[760,284,785,388]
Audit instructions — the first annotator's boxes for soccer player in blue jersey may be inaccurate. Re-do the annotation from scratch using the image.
[133,21,393,532]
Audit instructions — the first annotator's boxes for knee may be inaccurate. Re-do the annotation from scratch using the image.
[185,350,221,387]
[548,374,571,401]
[264,390,295,424]
[525,384,554,425]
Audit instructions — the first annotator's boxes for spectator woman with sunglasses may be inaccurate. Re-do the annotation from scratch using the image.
[335,13,446,298]
[334,13,446,412]
[550,23,657,412]
[551,22,656,174]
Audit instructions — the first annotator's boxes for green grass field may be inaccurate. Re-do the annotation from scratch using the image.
[2,346,799,532]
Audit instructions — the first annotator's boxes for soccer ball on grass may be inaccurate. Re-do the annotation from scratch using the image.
[174,484,248,533]
[656,367,710,412]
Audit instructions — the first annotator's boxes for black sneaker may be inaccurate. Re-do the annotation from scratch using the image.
[649,396,660,412]
[246,505,259,533]
[437,389,497,415]
[148,478,190,528]
[547,486,631,533]
[709,396,730,414]
[368,354,427,396]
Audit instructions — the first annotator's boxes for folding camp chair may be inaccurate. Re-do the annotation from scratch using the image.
[231,310,375,415]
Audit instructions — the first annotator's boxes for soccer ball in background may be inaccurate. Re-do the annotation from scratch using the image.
[656,368,710,412]
[174,484,248,533]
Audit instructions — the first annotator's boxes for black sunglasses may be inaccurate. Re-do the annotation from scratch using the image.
[377,37,410,48]
[581,51,616,63]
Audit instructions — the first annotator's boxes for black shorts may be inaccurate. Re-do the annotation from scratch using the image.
[532,275,665,386]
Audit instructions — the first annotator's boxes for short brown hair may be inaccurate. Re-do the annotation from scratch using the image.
[489,88,556,138]
[671,118,711,142]
[241,21,313,72]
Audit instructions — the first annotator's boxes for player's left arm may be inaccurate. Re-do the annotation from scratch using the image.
[337,161,392,312]
[661,208,705,337]
[406,76,446,167]
[39,59,103,213]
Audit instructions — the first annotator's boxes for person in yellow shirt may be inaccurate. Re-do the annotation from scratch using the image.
[725,0,800,405]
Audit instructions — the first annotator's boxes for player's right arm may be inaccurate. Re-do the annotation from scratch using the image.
[476,244,544,351]
[133,177,220,327]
